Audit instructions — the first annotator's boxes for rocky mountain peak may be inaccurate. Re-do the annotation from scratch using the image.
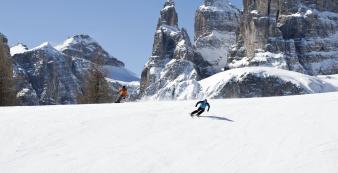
[55,34,96,51]
[72,34,93,41]
[10,43,29,56]
[28,42,61,55]
[158,0,178,28]
[13,43,28,49]
[164,0,175,7]
[56,34,124,67]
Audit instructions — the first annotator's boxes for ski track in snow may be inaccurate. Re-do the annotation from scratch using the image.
[1,93,338,173]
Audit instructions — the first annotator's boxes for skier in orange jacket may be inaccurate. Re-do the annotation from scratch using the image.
[115,86,128,103]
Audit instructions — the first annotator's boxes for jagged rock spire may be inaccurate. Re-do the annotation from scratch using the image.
[164,0,175,6]
[140,0,205,98]
[157,0,178,28]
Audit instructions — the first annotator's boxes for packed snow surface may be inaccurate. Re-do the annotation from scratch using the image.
[1,93,338,173]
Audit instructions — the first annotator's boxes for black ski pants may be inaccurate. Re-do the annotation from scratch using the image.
[191,107,205,116]
[115,95,125,103]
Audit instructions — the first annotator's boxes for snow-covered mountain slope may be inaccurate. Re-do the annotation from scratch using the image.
[55,35,124,67]
[318,74,338,86]
[200,67,338,98]
[10,43,28,56]
[1,93,338,173]
[55,34,139,82]
[143,66,338,100]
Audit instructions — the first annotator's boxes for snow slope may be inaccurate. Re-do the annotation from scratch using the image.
[146,67,338,100]
[1,93,338,173]
[200,67,338,98]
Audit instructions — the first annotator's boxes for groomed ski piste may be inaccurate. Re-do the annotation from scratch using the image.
[1,92,338,173]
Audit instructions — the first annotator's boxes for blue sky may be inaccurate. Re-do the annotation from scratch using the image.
[0,0,242,76]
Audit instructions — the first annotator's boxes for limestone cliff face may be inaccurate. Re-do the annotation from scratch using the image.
[12,43,81,105]
[195,0,240,39]
[140,0,205,99]
[194,0,241,74]
[228,0,338,75]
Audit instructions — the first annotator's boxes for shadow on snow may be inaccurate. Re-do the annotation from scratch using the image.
[199,116,235,122]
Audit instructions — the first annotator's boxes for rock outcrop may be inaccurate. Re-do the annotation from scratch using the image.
[143,59,201,100]
[200,67,337,98]
[195,0,241,74]
[228,0,338,75]
[140,0,205,99]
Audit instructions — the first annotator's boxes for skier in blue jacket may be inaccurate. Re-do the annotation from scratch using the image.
[191,99,210,117]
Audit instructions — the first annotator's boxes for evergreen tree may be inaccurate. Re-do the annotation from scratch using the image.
[0,35,16,106]
[78,51,112,104]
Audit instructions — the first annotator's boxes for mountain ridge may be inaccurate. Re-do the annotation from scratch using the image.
[8,34,139,105]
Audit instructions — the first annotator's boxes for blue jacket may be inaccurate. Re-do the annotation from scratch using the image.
[196,101,210,111]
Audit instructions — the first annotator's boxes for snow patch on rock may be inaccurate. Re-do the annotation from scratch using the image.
[10,43,28,56]
[200,67,338,98]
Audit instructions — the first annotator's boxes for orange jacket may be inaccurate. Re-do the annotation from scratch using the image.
[119,88,128,97]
